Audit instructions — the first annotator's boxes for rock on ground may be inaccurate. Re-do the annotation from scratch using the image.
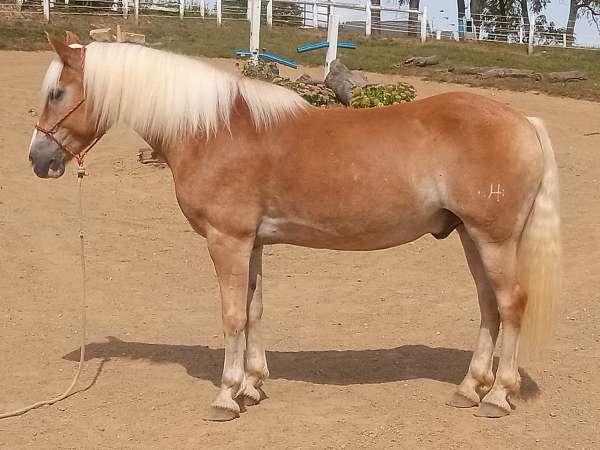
[545,71,587,82]
[325,59,368,106]
[403,55,441,67]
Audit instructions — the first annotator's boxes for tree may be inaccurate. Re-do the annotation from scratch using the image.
[474,0,549,42]
[470,0,487,32]
[372,0,381,34]
[566,0,600,45]
[408,0,421,36]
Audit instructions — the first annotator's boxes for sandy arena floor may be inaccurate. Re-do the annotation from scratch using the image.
[0,51,599,449]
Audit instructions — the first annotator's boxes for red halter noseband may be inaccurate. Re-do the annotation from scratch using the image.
[35,46,101,170]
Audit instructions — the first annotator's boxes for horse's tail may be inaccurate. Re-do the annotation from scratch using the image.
[518,117,561,356]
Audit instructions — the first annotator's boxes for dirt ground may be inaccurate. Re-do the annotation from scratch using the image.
[0,51,599,450]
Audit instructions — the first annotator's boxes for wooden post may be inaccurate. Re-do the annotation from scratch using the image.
[365,0,371,37]
[324,14,339,78]
[134,0,139,26]
[123,0,129,19]
[267,0,273,26]
[420,6,427,43]
[562,33,567,48]
[249,0,261,63]
[217,0,222,25]
[179,0,184,20]
[200,0,205,18]
[43,0,50,22]
[312,1,318,28]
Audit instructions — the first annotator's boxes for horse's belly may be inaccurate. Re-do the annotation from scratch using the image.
[256,212,444,250]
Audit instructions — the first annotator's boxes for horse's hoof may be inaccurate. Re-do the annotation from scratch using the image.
[446,392,479,408]
[474,402,510,418]
[203,406,239,422]
[244,386,267,407]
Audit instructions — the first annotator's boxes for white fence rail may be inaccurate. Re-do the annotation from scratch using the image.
[1,0,594,50]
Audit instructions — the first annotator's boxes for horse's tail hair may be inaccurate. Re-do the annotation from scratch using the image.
[518,117,561,357]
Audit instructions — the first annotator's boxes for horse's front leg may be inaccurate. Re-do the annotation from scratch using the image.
[242,245,270,406]
[204,232,255,422]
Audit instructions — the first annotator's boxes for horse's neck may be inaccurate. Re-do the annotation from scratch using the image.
[146,95,256,174]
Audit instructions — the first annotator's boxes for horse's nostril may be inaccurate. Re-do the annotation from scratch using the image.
[28,154,33,164]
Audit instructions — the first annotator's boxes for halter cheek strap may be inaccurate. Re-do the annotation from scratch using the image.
[34,46,102,172]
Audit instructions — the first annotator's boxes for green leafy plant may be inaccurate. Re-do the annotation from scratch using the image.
[351,82,416,108]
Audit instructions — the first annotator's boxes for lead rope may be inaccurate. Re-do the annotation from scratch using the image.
[0,163,88,419]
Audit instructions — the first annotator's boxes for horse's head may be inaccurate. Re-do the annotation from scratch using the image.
[29,32,100,178]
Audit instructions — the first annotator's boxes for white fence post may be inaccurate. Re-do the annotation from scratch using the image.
[123,0,129,19]
[267,0,273,26]
[250,0,261,62]
[519,26,523,44]
[247,0,251,20]
[420,6,427,43]
[312,1,318,28]
[562,33,567,47]
[324,14,339,78]
[365,0,371,37]
[179,0,184,19]
[134,0,139,25]
[528,14,535,54]
[217,0,222,25]
[518,16,524,44]
[200,0,204,18]
[43,0,50,22]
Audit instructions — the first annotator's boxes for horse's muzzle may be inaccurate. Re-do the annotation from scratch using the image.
[29,132,66,179]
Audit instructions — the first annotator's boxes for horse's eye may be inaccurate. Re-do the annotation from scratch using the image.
[49,88,64,102]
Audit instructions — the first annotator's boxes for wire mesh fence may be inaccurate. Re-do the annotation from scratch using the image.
[1,0,596,50]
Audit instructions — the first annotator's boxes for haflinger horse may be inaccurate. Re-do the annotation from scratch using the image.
[29,32,560,421]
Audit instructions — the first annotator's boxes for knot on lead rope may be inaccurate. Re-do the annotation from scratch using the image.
[77,161,88,178]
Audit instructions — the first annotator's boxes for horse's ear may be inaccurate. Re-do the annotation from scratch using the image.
[46,33,81,69]
[65,31,81,46]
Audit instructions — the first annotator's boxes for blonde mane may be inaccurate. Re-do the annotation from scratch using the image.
[41,43,309,143]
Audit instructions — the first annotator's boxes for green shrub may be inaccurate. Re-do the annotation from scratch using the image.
[351,83,416,108]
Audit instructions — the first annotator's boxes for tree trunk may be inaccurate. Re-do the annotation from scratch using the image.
[408,0,420,36]
[566,0,579,46]
[470,0,486,33]
[371,0,381,35]
[520,0,530,28]
[457,0,466,40]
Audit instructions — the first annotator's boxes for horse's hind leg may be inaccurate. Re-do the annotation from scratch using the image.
[448,225,500,408]
[242,245,270,406]
[472,238,525,418]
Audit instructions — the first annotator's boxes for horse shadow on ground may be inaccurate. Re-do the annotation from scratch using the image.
[64,336,540,400]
